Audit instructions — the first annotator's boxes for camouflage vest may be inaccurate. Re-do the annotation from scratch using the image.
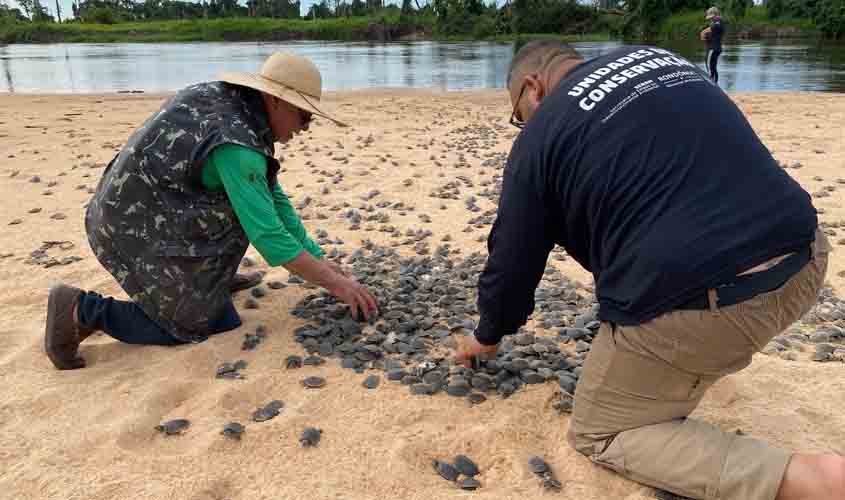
[85,82,279,342]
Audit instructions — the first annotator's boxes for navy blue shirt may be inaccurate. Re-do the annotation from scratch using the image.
[475,46,817,345]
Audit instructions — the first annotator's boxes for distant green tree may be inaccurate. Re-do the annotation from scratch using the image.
[247,0,300,18]
[767,0,785,16]
[0,0,28,20]
[622,0,670,38]
[767,0,822,18]
[815,0,844,37]
[18,0,53,21]
[306,0,332,18]
[512,0,598,34]
[726,0,751,17]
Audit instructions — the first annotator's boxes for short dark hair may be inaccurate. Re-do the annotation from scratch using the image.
[507,41,582,88]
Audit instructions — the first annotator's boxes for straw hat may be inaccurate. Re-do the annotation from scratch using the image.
[706,6,720,19]
[219,52,346,127]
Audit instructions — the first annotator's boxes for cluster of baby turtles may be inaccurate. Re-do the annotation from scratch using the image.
[763,285,845,363]
[154,411,321,448]
[432,455,482,490]
[282,239,600,405]
[428,454,564,492]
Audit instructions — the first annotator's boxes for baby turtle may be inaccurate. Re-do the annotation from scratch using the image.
[265,400,284,412]
[446,383,471,398]
[410,383,435,396]
[251,286,267,298]
[655,491,693,500]
[216,362,239,379]
[242,334,261,350]
[458,478,482,491]
[303,355,325,366]
[553,392,574,414]
[302,376,327,389]
[542,476,562,491]
[528,456,561,491]
[300,427,322,447]
[244,298,259,309]
[467,393,487,405]
[155,419,190,436]
[285,355,303,369]
[528,456,550,475]
[453,455,479,477]
[362,374,380,389]
[432,459,460,482]
[252,400,283,422]
[267,280,287,289]
[221,422,245,440]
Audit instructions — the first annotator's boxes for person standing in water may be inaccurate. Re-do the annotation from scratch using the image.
[700,6,725,84]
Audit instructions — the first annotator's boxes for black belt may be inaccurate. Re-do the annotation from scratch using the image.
[676,245,812,311]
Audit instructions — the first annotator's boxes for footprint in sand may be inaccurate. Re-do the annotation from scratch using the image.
[189,479,235,500]
[115,382,199,454]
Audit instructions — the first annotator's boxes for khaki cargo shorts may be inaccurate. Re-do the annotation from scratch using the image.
[567,229,831,500]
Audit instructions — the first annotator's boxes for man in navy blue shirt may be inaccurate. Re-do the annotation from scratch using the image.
[456,41,842,500]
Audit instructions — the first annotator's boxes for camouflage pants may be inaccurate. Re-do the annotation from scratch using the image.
[85,219,246,343]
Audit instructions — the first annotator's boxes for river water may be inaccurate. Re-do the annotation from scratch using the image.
[1,39,844,93]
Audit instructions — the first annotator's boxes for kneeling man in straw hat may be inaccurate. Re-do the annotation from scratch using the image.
[44,52,378,370]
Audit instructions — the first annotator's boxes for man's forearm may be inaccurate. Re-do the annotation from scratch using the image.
[283,251,339,291]
[473,171,556,346]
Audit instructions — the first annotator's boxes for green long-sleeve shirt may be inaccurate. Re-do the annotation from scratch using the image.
[202,144,323,266]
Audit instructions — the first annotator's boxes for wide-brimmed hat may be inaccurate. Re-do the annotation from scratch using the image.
[219,52,346,127]
[706,6,720,18]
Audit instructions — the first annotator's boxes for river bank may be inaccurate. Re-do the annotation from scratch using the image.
[0,9,825,44]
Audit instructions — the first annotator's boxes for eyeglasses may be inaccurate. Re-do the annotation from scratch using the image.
[509,82,527,129]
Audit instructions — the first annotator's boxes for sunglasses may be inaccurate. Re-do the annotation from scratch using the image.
[509,82,527,129]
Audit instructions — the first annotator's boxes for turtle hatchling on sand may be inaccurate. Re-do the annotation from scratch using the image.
[155,419,190,435]
[528,456,562,491]
[303,355,325,366]
[459,478,482,491]
[655,491,694,500]
[267,280,286,290]
[302,376,327,389]
[285,355,303,369]
[453,455,479,477]
[432,459,460,482]
[300,427,322,447]
[252,400,284,422]
[222,422,245,440]
[362,374,380,389]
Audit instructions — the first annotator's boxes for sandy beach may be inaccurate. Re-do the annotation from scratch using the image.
[0,89,843,500]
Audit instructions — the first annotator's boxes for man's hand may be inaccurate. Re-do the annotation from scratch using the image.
[326,261,351,278]
[454,334,499,368]
[283,251,377,319]
[327,275,379,321]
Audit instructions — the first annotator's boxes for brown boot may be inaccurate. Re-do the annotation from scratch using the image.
[229,272,262,293]
[44,285,95,370]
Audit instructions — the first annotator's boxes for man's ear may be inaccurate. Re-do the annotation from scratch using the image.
[524,73,545,106]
